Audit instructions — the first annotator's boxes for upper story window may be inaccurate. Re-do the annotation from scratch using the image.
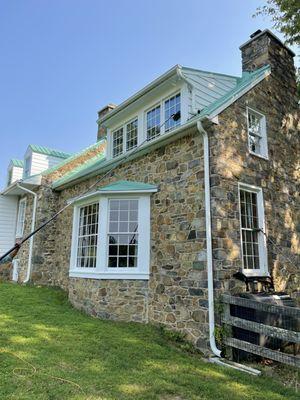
[247,108,268,159]
[146,105,161,141]
[24,156,31,178]
[110,91,182,159]
[165,93,181,132]
[16,198,26,238]
[112,118,138,158]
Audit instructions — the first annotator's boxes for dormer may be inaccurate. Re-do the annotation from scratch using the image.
[23,145,71,179]
[97,65,239,161]
[7,159,24,186]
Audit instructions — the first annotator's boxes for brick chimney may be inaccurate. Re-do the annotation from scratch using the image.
[240,29,297,99]
[97,104,117,141]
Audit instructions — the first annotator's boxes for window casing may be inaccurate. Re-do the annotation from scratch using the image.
[247,108,268,159]
[24,156,31,178]
[70,195,150,279]
[16,198,26,238]
[112,118,138,158]
[109,91,182,158]
[238,184,268,276]
[76,203,99,268]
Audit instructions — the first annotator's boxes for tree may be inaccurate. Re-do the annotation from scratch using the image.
[255,0,300,46]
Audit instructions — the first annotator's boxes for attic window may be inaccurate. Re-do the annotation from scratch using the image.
[247,108,268,159]
[112,128,124,158]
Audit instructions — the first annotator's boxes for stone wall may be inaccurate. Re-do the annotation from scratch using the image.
[49,129,210,346]
[209,75,299,298]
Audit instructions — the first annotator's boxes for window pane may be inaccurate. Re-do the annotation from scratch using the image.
[239,189,262,271]
[107,199,139,268]
[248,110,263,154]
[126,119,138,151]
[76,203,99,268]
[165,93,181,132]
[112,128,123,158]
[147,106,161,141]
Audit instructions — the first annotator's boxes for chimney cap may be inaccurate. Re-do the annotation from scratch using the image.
[239,29,295,57]
[250,29,262,39]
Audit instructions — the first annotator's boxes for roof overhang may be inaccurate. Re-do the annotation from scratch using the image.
[1,175,41,196]
[68,180,158,205]
[98,65,186,127]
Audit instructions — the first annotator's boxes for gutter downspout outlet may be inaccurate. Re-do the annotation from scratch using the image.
[16,184,37,283]
[197,120,222,358]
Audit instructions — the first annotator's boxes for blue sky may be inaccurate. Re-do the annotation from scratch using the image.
[0,0,298,187]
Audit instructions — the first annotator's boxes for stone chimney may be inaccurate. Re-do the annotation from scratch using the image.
[97,103,117,141]
[240,29,297,99]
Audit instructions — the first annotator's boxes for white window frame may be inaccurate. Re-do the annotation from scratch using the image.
[238,183,268,277]
[24,156,31,178]
[108,89,183,159]
[16,198,26,238]
[246,107,268,159]
[69,194,151,280]
[111,116,138,159]
[144,91,181,142]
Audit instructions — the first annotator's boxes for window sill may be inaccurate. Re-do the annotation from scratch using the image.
[69,269,149,280]
[242,270,270,278]
[249,151,269,161]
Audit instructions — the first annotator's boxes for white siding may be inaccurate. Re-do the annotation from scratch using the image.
[182,68,238,114]
[0,195,18,255]
[11,166,23,183]
[26,151,66,176]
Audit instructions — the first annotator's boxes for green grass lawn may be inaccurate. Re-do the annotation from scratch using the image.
[0,283,297,400]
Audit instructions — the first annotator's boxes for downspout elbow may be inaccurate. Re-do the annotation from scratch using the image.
[197,120,222,358]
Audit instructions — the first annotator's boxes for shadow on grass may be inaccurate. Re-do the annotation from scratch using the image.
[0,283,297,400]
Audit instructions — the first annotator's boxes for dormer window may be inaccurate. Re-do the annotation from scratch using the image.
[112,128,124,158]
[24,156,31,178]
[165,93,181,132]
[247,108,268,159]
[146,105,161,141]
[126,119,138,151]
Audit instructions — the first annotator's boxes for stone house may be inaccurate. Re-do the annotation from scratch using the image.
[0,29,299,353]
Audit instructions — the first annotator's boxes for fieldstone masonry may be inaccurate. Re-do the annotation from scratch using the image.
[13,30,299,352]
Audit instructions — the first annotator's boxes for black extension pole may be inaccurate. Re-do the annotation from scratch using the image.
[0,110,181,263]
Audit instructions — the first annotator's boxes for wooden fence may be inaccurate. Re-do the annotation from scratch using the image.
[221,294,300,368]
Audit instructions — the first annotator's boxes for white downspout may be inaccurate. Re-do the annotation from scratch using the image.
[196,120,222,358]
[16,184,37,283]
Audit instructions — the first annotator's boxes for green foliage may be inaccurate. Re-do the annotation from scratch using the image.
[0,283,298,399]
[254,0,300,45]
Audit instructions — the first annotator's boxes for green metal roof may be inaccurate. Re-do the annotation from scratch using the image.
[29,144,72,159]
[10,159,24,167]
[43,141,104,176]
[52,152,106,188]
[200,65,271,118]
[98,180,157,192]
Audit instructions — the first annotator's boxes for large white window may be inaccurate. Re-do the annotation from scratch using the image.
[16,198,26,238]
[247,108,268,159]
[108,199,138,268]
[239,184,268,276]
[70,193,151,279]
